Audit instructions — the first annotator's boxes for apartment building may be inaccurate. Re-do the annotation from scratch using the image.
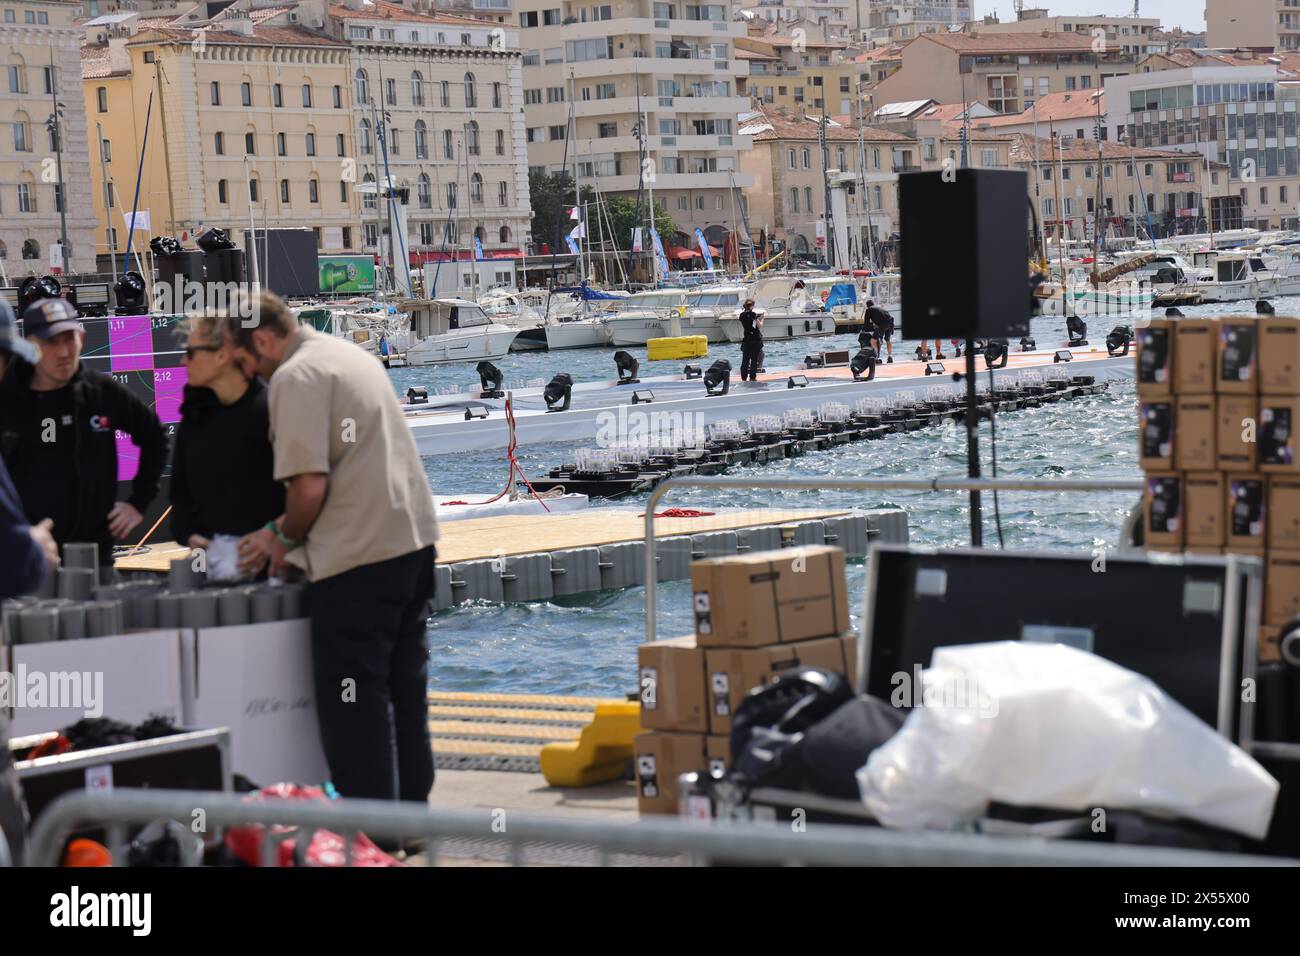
[509,0,754,244]
[2,0,96,275]
[971,9,1162,58]
[973,89,1106,139]
[1206,0,1300,53]
[1011,133,1232,241]
[872,31,1137,115]
[864,0,972,47]
[738,0,854,36]
[737,33,859,115]
[1107,64,1300,229]
[324,0,532,260]
[82,17,360,266]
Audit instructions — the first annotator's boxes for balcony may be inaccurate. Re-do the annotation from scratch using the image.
[894,164,921,174]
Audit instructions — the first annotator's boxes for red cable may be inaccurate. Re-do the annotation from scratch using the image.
[470,397,550,512]
[641,508,717,518]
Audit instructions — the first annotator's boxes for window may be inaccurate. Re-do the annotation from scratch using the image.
[420,222,434,246]
[17,183,32,213]
[412,71,424,106]
[418,174,432,209]
[1285,186,1291,204]
[281,179,290,204]
[464,72,477,108]
[386,78,396,106]
[412,120,427,159]
[302,84,312,108]
[804,187,813,211]
[547,86,565,103]
[273,84,283,108]
[1262,187,1269,203]
[788,149,796,169]
[8,65,23,94]
[309,179,319,204]
[549,125,567,141]
[471,173,483,203]
[276,132,286,156]
[241,82,252,106]
[467,121,480,156]
[96,87,108,113]
[498,181,508,206]
[333,85,342,109]
[790,187,799,212]
[525,89,541,105]
[340,180,348,203]
[214,131,224,155]
[101,139,111,162]
[447,182,458,209]
[493,82,502,109]
[598,122,617,138]
[355,69,369,104]
[306,132,316,156]
[801,148,810,168]
[107,228,118,251]
[359,119,372,155]
[249,179,259,203]
[342,226,352,248]
[211,82,221,106]
[444,129,454,159]
[336,133,345,156]
[496,129,505,155]
[500,226,511,243]
[388,128,398,155]
[596,83,616,100]
[12,118,28,152]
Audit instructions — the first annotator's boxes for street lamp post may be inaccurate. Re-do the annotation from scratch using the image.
[47,93,70,271]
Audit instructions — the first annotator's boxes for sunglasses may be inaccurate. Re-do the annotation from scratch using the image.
[183,344,222,359]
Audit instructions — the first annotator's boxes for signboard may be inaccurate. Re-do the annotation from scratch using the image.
[1177,207,1199,218]
[318,254,377,294]
[1171,172,1193,183]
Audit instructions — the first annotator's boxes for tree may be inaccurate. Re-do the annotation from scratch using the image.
[529,168,677,255]
[592,194,676,253]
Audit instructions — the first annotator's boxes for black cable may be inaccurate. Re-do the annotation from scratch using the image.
[988,365,1005,549]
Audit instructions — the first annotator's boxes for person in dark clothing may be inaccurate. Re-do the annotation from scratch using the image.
[862,299,895,363]
[170,315,285,562]
[0,301,59,867]
[0,298,166,563]
[738,298,764,381]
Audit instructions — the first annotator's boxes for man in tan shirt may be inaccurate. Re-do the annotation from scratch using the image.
[227,291,439,804]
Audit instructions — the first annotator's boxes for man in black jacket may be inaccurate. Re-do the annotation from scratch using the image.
[861,299,895,363]
[738,298,763,382]
[0,298,166,563]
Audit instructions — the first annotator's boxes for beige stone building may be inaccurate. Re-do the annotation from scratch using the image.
[970,8,1162,58]
[738,33,860,116]
[2,0,96,276]
[864,0,972,47]
[1206,0,1300,53]
[82,19,361,269]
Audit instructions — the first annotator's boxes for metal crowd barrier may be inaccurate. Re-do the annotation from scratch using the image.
[26,789,1293,867]
[641,476,1146,644]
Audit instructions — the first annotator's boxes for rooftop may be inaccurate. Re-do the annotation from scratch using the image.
[328,1,494,27]
[918,31,1098,55]
[133,25,349,48]
[744,109,913,144]
[1009,132,1203,164]
[975,90,1105,127]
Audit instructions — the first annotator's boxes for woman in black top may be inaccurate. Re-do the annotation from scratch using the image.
[738,298,763,382]
[170,315,284,555]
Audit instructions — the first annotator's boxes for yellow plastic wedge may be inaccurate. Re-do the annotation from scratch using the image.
[539,701,642,788]
[646,335,708,361]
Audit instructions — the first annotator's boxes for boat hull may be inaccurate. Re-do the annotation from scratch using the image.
[606,315,727,346]
[719,313,837,342]
[545,320,610,350]
[405,325,520,366]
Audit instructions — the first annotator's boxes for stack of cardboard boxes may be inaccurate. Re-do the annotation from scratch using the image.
[1137,314,1300,665]
[633,545,856,814]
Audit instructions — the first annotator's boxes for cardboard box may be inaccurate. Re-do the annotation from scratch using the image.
[705,735,731,778]
[1138,400,1175,470]
[1174,318,1216,393]
[637,635,708,733]
[1144,473,1183,549]
[1175,395,1216,471]
[634,731,707,815]
[1216,316,1258,394]
[1226,474,1267,551]
[1136,319,1173,396]
[1217,395,1257,471]
[1268,476,1300,550]
[1258,316,1300,394]
[1266,550,1300,625]
[1259,397,1300,473]
[704,635,851,735]
[1184,472,1225,547]
[691,545,850,648]
[1259,625,1281,664]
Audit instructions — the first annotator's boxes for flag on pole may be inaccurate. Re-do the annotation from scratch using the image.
[569,206,581,221]
[694,228,714,271]
[473,236,485,261]
[631,227,643,253]
[569,221,586,241]
[651,229,670,278]
[565,234,581,256]
[123,210,151,232]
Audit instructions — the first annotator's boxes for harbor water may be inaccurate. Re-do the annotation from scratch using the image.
[391,302,1257,697]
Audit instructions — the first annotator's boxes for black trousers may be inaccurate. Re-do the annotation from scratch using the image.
[308,545,436,803]
[741,341,763,381]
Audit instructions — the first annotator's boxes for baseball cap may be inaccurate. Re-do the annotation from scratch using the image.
[0,299,39,364]
[21,296,83,341]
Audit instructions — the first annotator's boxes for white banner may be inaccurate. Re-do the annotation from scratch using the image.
[123,209,152,232]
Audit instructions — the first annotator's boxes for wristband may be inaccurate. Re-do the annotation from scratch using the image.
[265,521,302,548]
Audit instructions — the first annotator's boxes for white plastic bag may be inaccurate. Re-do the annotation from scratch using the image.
[857,641,1279,840]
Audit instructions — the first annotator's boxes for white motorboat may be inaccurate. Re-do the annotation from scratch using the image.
[401,298,519,366]
[546,317,610,350]
[600,289,726,345]
[477,290,549,351]
[719,275,841,342]
[1190,250,1300,303]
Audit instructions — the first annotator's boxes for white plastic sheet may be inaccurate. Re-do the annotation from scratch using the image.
[857,642,1279,839]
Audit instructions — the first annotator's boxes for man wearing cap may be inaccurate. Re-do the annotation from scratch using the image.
[738,298,763,382]
[0,297,166,563]
[0,300,59,866]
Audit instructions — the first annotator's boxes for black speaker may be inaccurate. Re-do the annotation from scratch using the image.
[204,248,245,285]
[156,249,206,288]
[900,169,1030,340]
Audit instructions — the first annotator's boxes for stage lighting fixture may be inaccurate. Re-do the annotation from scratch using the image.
[1066,315,1088,346]
[804,353,824,368]
[614,350,640,384]
[464,403,489,420]
[787,374,809,389]
[683,364,702,380]
[1019,336,1036,352]
[113,271,148,315]
[1280,623,1300,667]
[149,236,183,257]
[850,347,877,382]
[18,275,62,313]
[476,360,504,398]
[632,389,655,405]
[1257,300,1276,315]
[984,339,1009,369]
[924,362,945,376]
[1053,349,1073,364]
[544,372,573,412]
[1106,325,1133,357]
[703,359,731,396]
[406,386,430,405]
[1165,307,1184,318]
[195,227,235,252]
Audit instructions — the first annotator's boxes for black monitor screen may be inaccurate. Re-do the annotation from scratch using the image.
[864,546,1248,737]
